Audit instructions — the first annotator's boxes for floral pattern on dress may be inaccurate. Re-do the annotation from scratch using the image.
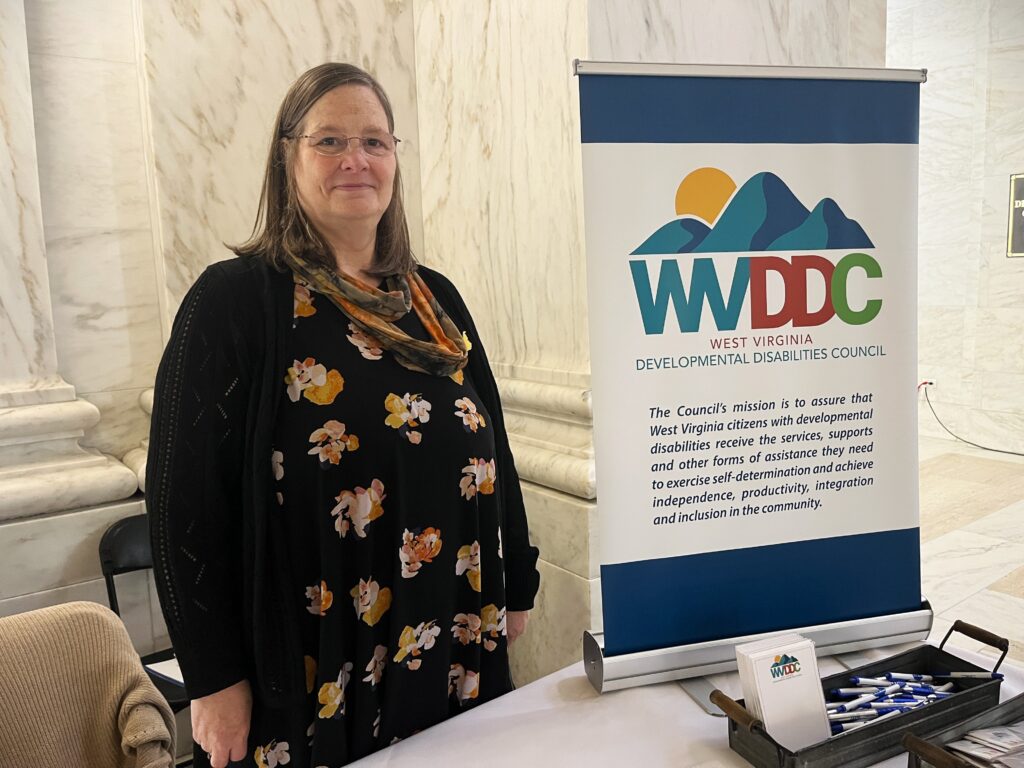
[459,458,496,499]
[332,479,385,538]
[399,527,442,579]
[271,450,285,505]
[453,397,486,433]
[384,392,431,444]
[293,274,316,319]
[363,645,387,687]
[455,541,481,592]
[448,664,479,705]
[304,656,317,695]
[308,420,359,466]
[269,280,513,758]
[305,581,333,616]
[254,739,290,767]
[346,322,383,360]
[350,577,392,626]
[481,604,507,651]
[285,357,344,405]
[393,620,441,670]
[451,612,482,646]
[317,661,354,719]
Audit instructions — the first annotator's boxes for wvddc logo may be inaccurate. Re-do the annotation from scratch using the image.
[628,168,883,335]
[769,654,802,680]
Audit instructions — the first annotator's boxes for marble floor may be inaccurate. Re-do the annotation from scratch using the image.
[918,436,1024,665]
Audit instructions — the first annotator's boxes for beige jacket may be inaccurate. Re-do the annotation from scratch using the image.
[0,601,175,768]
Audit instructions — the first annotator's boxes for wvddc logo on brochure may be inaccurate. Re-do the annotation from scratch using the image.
[628,167,883,335]
[769,654,803,681]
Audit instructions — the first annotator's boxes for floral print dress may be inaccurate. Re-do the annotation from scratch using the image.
[248,274,511,768]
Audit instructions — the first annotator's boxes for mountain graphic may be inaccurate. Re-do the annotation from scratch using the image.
[769,197,872,251]
[631,218,710,254]
[773,654,799,666]
[632,171,873,255]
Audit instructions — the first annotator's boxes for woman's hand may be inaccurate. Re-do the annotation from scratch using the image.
[507,610,530,643]
[191,679,252,767]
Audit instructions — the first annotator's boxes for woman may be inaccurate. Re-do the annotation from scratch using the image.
[148,62,540,768]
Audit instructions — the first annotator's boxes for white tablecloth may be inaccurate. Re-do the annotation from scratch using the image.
[352,644,1022,767]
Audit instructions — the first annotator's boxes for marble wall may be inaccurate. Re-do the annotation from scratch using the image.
[588,0,887,67]
[414,0,590,382]
[888,0,1024,452]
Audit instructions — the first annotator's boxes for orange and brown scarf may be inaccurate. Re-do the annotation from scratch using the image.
[284,252,469,377]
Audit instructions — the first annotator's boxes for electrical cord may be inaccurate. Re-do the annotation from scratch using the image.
[918,382,1024,458]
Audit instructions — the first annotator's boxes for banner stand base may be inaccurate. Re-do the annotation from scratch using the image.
[583,600,934,694]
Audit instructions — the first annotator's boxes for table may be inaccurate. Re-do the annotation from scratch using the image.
[352,644,1022,767]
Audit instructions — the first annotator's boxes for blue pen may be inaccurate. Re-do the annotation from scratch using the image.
[902,685,953,696]
[887,672,933,682]
[870,700,920,709]
[828,710,879,722]
[873,706,911,715]
[850,676,891,686]
[933,672,1004,679]
[831,687,883,697]
[835,692,878,712]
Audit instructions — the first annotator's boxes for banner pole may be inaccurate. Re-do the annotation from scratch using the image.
[573,58,927,83]
[583,602,934,694]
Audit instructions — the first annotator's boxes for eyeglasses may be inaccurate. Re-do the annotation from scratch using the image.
[289,133,400,157]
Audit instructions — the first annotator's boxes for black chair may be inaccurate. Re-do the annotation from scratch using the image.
[99,514,190,715]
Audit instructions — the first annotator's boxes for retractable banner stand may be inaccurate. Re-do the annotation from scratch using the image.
[577,63,925,660]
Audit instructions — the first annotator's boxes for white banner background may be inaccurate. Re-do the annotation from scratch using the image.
[585,143,919,567]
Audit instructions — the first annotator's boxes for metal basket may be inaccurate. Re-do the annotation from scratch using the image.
[711,621,1009,768]
[903,692,1024,767]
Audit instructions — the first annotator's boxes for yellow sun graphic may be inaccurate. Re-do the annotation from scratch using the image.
[675,167,737,225]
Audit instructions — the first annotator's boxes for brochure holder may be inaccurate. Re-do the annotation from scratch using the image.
[583,600,934,694]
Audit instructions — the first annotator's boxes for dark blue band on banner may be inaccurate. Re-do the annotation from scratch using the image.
[579,75,920,144]
[600,528,921,657]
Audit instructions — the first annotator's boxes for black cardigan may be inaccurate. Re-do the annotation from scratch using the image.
[147,256,540,704]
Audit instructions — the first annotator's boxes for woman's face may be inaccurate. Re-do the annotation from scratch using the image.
[291,84,397,237]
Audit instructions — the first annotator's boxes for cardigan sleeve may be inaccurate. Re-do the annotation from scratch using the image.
[419,267,541,611]
[146,263,254,699]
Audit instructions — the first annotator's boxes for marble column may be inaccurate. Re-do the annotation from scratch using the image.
[0,1,138,522]
[123,389,153,492]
